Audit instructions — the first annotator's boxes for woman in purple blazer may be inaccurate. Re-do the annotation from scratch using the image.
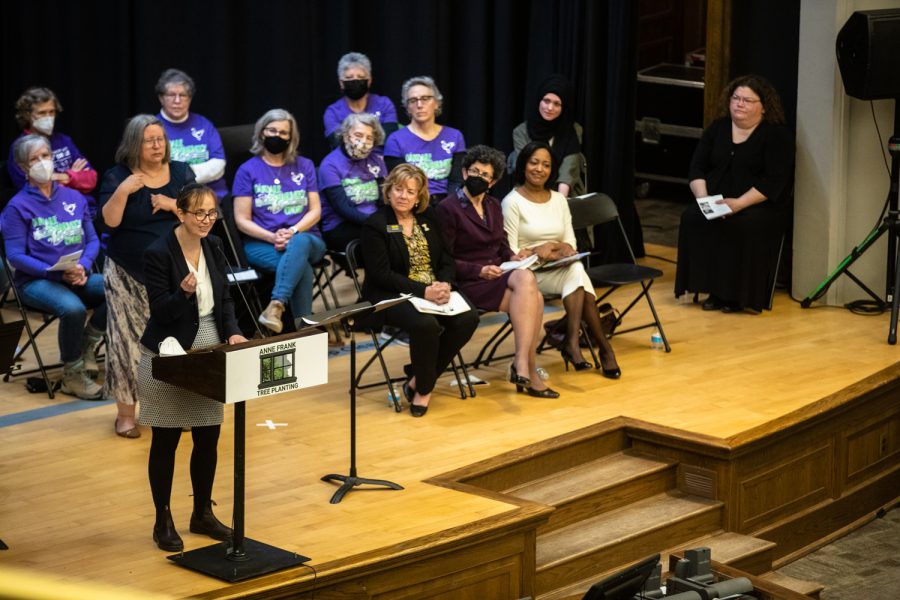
[436,146,558,398]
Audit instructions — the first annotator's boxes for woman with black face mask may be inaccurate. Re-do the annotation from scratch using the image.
[232,109,326,334]
[323,52,398,149]
[436,145,559,398]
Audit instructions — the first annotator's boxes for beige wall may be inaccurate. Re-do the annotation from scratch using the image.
[794,0,899,305]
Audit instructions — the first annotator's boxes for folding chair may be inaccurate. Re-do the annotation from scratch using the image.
[345,240,475,405]
[567,193,670,352]
[0,250,61,398]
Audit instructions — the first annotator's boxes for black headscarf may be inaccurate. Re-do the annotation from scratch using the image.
[525,74,581,163]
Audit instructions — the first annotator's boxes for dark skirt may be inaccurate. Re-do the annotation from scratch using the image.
[457,271,513,312]
[674,201,785,312]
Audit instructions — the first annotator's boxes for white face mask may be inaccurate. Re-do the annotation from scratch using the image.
[32,116,55,135]
[28,159,55,184]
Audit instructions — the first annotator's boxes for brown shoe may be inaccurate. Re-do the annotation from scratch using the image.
[258,300,284,333]
[115,418,141,439]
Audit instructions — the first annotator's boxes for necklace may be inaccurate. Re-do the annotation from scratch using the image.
[262,156,284,185]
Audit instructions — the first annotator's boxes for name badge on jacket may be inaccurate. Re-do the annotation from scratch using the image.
[386,224,402,233]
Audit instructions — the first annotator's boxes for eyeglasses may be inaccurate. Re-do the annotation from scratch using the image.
[406,95,435,107]
[188,209,220,223]
[163,92,190,100]
[263,126,291,139]
[142,137,166,146]
[466,168,494,181]
[730,94,760,105]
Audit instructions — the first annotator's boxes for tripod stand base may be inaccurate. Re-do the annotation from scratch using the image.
[321,473,404,504]
[168,538,309,582]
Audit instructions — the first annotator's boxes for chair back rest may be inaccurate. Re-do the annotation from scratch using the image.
[344,239,365,300]
[217,123,255,188]
[567,193,638,264]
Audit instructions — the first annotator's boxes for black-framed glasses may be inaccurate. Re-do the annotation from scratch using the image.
[406,95,435,107]
[189,210,220,223]
[466,168,494,181]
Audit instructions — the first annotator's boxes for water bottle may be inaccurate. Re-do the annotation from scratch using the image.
[650,328,664,350]
[536,367,550,381]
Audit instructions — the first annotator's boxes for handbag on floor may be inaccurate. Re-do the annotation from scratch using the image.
[542,302,619,350]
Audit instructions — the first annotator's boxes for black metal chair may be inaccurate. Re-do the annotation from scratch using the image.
[345,240,475,406]
[0,246,61,398]
[567,193,670,352]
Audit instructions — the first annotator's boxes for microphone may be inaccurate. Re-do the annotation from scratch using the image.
[215,240,265,339]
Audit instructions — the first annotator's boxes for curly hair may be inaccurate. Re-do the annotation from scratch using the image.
[717,74,786,125]
[462,145,506,182]
[14,87,62,129]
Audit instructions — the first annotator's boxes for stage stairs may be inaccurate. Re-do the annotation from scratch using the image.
[484,445,822,600]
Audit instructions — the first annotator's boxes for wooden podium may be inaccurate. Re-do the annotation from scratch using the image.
[152,328,328,582]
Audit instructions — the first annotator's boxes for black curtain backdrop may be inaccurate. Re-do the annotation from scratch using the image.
[0,0,643,256]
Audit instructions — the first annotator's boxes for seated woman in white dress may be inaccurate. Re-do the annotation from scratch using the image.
[502,141,620,379]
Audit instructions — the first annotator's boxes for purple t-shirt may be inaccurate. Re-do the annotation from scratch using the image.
[0,183,99,288]
[318,147,386,232]
[232,155,321,235]
[158,112,228,197]
[7,131,92,190]
[323,93,398,138]
[383,126,466,194]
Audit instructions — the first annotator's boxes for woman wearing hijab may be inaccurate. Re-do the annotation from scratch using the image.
[510,74,585,197]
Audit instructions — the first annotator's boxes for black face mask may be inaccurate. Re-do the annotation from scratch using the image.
[342,79,369,101]
[263,135,289,154]
[464,175,490,197]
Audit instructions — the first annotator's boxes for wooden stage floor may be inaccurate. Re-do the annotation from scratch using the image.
[1,244,898,598]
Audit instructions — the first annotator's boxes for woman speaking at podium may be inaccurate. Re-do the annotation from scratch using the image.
[138,183,247,552]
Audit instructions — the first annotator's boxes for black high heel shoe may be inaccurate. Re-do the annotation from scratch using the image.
[560,348,592,371]
[525,385,560,399]
[509,364,531,392]
[598,352,622,379]
[403,381,428,416]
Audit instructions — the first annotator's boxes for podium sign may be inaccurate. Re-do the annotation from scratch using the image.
[152,329,328,404]
[225,332,327,403]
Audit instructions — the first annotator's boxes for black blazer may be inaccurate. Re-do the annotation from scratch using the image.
[360,205,457,304]
[140,229,242,352]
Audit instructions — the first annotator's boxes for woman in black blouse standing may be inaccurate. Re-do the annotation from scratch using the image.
[675,75,794,314]
[99,114,196,438]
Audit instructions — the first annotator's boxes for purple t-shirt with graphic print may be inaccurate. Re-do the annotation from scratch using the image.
[158,112,228,197]
[318,147,386,232]
[232,155,321,236]
[7,131,92,190]
[323,93,398,138]
[0,183,99,288]
[383,126,466,194]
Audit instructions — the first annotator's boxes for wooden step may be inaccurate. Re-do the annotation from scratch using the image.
[760,572,825,599]
[535,490,722,594]
[667,530,777,575]
[504,450,676,533]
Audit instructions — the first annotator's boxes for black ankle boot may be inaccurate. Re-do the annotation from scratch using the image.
[153,506,184,552]
[190,503,233,541]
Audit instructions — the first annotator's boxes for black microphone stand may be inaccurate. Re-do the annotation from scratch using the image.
[802,101,900,344]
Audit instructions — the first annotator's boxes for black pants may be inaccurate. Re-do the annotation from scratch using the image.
[381,300,479,395]
[148,425,220,517]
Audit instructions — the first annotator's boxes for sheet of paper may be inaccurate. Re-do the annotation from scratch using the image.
[409,291,471,315]
[538,251,591,270]
[500,254,539,271]
[46,250,83,272]
[696,194,732,220]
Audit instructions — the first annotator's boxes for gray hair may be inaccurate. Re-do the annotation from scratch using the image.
[115,114,170,169]
[337,52,372,80]
[13,133,51,169]
[401,76,443,117]
[250,108,300,163]
[155,68,196,97]
[338,112,385,146]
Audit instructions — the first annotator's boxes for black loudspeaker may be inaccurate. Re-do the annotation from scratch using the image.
[836,8,900,100]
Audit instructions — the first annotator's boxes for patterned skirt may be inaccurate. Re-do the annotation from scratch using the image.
[102,258,149,406]
[137,313,224,428]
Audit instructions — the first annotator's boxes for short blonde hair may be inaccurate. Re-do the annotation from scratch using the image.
[382,163,430,214]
